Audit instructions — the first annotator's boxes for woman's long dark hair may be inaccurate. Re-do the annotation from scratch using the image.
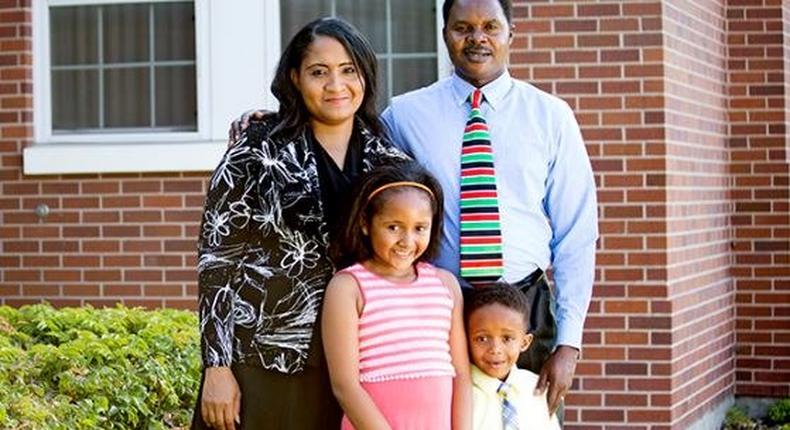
[270,17,382,140]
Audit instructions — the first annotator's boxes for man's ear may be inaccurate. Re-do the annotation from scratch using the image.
[521,332,534,352]
[508,24,515,45]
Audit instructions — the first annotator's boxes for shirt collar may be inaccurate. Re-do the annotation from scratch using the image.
[471,364,521,396]
[450,70,513,111]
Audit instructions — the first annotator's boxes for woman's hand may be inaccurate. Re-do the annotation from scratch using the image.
[201,366,241,430]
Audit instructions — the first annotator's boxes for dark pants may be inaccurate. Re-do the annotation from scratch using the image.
[513,271,556,375]
[191,363,341,430]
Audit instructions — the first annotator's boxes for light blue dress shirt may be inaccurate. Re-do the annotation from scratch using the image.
[381,71,598,349]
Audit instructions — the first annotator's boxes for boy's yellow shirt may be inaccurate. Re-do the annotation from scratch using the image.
[471,364,560,430]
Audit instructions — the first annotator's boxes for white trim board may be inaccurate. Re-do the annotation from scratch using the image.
[23,141,225,174]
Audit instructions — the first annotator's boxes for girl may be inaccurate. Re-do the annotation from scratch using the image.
[322,161,472,430]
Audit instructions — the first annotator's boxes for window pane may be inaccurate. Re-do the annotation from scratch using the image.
[280,0,331,47]
[50,6,98,66]
[392,58,435,97]
[104,67,150,128]
[392,1,437,53]
[154,2,195,61]
[52,70,99,130]
[376,58,388,112]
[49,2,197,132]
[155,65,196,128]
[103,3,149,64]
[336,0,386,52]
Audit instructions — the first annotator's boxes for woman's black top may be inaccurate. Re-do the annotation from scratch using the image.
[308,127,363,244]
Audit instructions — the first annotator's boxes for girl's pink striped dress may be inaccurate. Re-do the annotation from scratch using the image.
[339,262,456,430]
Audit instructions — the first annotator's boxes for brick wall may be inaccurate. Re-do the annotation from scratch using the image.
[514,0,786,428]
[663,1,734,427]
[0,0,204,310]
[512,1,680,428]
[1,0,789,428]
[728,0,790,398]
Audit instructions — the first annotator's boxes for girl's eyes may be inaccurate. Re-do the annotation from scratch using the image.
[474,336,488,343]
[342,66,357,74]
[309,69,326,77]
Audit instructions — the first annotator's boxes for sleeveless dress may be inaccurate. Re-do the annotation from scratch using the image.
[338,262,457,430]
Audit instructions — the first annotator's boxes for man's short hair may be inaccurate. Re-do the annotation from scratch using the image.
[442,0,513,27]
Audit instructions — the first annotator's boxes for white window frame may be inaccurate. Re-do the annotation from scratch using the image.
[26,0,447,175]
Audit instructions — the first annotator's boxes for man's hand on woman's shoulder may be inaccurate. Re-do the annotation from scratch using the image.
[228,109,273,146]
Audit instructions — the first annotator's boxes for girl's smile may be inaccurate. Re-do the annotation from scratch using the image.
[362,188,434,281]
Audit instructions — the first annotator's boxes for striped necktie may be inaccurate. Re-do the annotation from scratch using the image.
[459,88,504,284]
[497,381,519,430]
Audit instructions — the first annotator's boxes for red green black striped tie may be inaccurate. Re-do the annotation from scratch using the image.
[459,89,503,284]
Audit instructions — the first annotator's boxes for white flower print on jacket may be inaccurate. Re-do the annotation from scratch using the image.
[197,117,408,374]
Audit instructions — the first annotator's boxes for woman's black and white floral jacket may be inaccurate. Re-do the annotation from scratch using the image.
[198,117,407,374]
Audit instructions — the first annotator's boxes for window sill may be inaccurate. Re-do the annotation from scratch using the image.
[23,140,225,175]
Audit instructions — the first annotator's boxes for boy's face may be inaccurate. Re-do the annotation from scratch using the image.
[467,303,533,380]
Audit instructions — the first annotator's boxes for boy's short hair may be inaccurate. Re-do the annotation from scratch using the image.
[465,283,531,330]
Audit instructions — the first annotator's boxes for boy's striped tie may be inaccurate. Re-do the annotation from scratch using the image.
[498,381,519,430]
[459,88,504,285]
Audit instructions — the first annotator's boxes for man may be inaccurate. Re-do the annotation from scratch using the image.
[230,0,597,420]
[380,0,597,419]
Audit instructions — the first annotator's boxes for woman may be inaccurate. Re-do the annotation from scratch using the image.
[193,18,406,430]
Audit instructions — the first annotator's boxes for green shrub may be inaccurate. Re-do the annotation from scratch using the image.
[767,399,790,425]
[724,406,758,430]
[0,304,200,430]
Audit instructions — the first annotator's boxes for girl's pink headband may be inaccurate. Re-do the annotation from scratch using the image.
[366,181,435,203]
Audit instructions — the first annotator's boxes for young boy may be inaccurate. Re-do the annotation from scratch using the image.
[466,284,560,430]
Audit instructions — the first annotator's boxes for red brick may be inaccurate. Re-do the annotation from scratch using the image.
[63,284,100,296]
[122,210,162,223]
[102,196,141,208]
[143,195,182,208]
[605,332,649,345]
[581,409,624,422]
[123,240,162,252]
[84,270,122,282]
[83,240,120,253]
[22,284,59,296]
[43,270,81,282]
[143,284,183,296]
[124,270,162,282]
[143,225,182,237]
[531,5,574,18]
[103,255,141,267]
[103,284,141,297]
[121,181,162,193]
[163,180,204,193]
